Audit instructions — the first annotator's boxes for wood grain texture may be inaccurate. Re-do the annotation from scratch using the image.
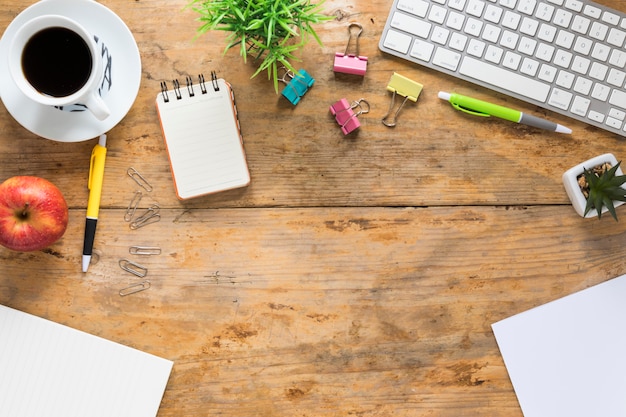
[2,0,626,416]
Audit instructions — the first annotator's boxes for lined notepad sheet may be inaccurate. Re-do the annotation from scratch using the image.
[0,304,173,417]
[492,274,626,417]
[156,77,250,199]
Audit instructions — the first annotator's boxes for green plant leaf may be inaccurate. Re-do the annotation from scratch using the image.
[188,0,332,91]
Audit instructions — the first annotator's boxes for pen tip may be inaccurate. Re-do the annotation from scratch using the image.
[82,256,90,273]
[556,124,572,134]
[438,91,451,101]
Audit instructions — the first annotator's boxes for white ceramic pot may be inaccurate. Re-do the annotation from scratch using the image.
[562,153,624,218]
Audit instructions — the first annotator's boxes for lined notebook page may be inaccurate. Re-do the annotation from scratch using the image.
[0,304,173,417]
[156,77,250,199]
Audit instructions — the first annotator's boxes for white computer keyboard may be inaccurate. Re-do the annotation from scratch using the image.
[379,0,626,136]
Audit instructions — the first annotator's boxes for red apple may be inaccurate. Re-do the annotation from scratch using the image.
[0,176,69,251]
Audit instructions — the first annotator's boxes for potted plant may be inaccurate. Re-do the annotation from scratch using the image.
[562,153,626,220]
[186,0,332,92]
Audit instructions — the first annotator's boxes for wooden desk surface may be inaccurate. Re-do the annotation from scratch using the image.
[3,0,626,415]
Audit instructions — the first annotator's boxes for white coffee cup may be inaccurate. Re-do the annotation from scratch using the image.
[8,15,110,121]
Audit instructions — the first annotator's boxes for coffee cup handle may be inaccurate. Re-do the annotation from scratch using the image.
[85,92,110,121]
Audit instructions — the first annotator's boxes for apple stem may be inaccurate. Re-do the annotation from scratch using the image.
[21,202,30,219]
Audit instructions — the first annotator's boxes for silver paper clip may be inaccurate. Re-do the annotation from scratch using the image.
[130,204,161,230]
[124,191,143,222]
[129,246,162,255]
[119,281,151,296]
[119,258,148,277]
[127,167,153,192]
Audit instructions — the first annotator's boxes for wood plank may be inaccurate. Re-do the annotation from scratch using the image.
[2,206,626,416]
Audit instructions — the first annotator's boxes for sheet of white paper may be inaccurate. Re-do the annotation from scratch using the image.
[0,304,173,417]
[492,274,626,417]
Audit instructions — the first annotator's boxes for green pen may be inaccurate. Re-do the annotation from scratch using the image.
[438,91,572,134]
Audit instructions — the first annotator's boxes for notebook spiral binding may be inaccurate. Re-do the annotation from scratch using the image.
[159,72,220,103]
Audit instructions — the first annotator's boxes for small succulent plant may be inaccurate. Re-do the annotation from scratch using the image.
[580,161,626,220]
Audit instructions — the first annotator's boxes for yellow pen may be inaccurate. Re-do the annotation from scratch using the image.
[82,134,107,272]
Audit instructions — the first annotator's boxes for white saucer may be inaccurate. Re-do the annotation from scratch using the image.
[0,0,141,142]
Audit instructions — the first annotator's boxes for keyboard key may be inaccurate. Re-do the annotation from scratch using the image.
[500,30,520,48]
[536,42,555,60]
[609,89,626,110]
[607,27,626,47]
[397,0,429,17]
[571,15,591,34]
[538,63,558,82]
[602,11,620,26]
[520,17,539,35]
[553,9,573,27]
[447,11,466,30]
[500,0,517,9]
[589,21,609,40]
[433,48,462,70]
[428,5,448,24]
[591,42,611,61]
[588,110,605,122]
[573,76,592,95]
[449,32,469,50]
[517,0,537,15]
[410,39,435,61]
[555,30,575,48]
[583,4,601,18]
[564,0,583,12]
[548,88,573,109]
[467,38,487,56]
[606,116,622,129]
[607,68,626,86]
[484,4,504,22]
[502,10,522,28]
[485,44,505,62]
[432,26,450,44]
[556,70,575,88]
[383,29,413,54]
[459,56,551,101]
[591,83,611,101]
[465,17,484,36]
[609,108,625,120]
[467,0,486,17]
[391,12,432,38]
[520,57,540,75]
[589,62,608,80]
[571,95,591,116]
[449,0,468,11]
[503,51,522,69]
[537,23,557,42]
[535,2,555,20]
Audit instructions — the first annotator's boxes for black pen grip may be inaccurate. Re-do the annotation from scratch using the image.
[82,218,98,256]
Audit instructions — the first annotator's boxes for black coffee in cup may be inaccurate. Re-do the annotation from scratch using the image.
[21,27,92,97]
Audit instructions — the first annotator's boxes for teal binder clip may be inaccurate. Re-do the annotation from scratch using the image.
[280,69,315,105]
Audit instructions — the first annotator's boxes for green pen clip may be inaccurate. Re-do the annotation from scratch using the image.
[450,102,490,117]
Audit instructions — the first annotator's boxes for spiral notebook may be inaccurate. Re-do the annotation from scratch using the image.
[156,72,250,199]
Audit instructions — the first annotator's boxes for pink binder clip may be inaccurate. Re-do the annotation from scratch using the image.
[329,98,370,135]
[333,23,368,76]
